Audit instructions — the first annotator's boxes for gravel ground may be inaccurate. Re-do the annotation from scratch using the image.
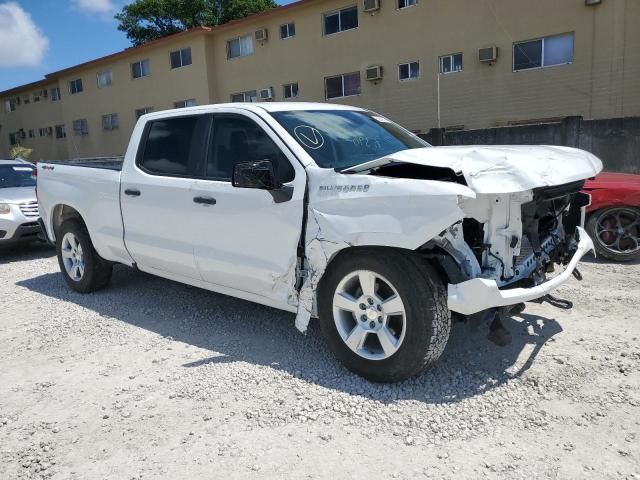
[1,244,639,479]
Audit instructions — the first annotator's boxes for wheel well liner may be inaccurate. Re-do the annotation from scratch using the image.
[51,204,85,241]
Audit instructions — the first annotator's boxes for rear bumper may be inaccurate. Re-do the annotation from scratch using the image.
[447,226,594,315]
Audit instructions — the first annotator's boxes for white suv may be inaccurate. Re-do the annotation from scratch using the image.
[0,159,42,247]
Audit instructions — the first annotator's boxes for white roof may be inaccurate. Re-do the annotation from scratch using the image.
[143,102,365,120]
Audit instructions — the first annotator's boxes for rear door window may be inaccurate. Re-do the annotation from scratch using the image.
[139,116,209,176]
[206,114,295,184]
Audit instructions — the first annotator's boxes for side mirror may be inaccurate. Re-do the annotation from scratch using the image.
[232,160,279,190]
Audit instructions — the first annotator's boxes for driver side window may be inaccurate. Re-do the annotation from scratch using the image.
[206,114,295,184]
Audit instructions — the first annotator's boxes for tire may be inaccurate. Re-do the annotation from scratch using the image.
[586,207,640,262]
[317,248,451,383]
[56,220,112,293]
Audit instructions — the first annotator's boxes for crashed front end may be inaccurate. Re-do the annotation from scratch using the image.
[443,181,594,315]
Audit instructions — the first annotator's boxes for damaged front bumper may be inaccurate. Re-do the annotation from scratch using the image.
[447,226,594,315]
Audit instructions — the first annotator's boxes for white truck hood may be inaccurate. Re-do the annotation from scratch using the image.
[343,145,603,194]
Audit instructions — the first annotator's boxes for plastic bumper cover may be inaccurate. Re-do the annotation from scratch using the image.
[447,226,594,315]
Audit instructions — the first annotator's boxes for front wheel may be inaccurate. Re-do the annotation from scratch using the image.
[56,220,113,293]
[586,207,640,262]
[318,248,451,383]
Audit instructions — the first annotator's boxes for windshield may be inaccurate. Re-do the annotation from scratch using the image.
[0,164,36,188]
[270,110,429,169]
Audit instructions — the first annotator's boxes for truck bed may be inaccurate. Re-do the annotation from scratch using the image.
[41,157,124,171]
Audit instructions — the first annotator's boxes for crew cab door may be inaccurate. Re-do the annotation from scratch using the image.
[190,110,306,305]
[120,114,210,279]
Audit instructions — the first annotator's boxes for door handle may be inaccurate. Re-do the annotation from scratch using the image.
[193,196,216,205]
[124,188,141,197]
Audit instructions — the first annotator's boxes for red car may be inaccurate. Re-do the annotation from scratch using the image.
[584,172,640,261]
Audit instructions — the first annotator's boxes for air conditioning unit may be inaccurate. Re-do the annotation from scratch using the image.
[365,65,383,81]
[260,87,274,100]
[478,46,498,63]
[363,0,380,12]
[254,28,268,42]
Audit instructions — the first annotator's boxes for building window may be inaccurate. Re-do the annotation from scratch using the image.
[397,0,417,8]
[51,87,61,101]
[39,127,48,137]
[174,99,196,109]
[230,91,258,102]
[170,47,192,69]
[102,113,119,131]
[97,70,113,88]
[33,92,41,102]
[227,34,253,59]
[280,23,295,39]
[55,125,66,139]
[135,107,154,120]
[323,6,358,35]
[325,72,361,99]
[439,53,463,74]
[72,119,89,136]
[398,61,420,80]
[283,83,299,99]
[9,133,18,145]
[131,59,151,79]
[513,33,574,71]
[28,129,35,138]
[69,79,83,95]
[4,99,16,112]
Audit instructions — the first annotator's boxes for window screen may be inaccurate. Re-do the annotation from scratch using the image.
[206,114,294,184]
[140,116,206,176]
[513,33,573,71]
[514,39,542,70]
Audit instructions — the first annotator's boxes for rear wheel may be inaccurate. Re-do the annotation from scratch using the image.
[56,220,112,293]
[318,248,450,382]
[586,207,640,262]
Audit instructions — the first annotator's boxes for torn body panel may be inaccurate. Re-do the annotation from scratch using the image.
[294,145,602,331]
[293,167,475,332]
[344,145,602,194]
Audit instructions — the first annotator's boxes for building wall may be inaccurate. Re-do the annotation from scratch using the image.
[0,0,638,160]
[0,32,212,160]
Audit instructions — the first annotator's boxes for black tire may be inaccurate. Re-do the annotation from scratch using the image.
[317,248,451,383]
[56,219,113,293]
[586,207,640,262]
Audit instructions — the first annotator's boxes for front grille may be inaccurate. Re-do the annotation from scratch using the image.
[19,201,39,218]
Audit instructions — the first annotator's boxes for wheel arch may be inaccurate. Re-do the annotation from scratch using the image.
[50,204,86,242]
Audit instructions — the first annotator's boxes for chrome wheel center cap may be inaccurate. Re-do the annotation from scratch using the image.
[366,306,379,321]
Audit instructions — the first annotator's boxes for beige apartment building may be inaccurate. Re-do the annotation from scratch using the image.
[1,0,638,160]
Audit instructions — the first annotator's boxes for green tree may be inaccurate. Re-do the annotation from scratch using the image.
[115,0,278,46]
[9,145,33,161]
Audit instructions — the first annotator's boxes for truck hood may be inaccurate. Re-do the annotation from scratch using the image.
[0,186,36,204]
[343,145,603,194]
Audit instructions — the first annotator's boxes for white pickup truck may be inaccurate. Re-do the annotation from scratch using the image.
[38,103,601,382]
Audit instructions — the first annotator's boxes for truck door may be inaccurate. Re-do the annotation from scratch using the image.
[120,114,210,279]
[191,110,306,306]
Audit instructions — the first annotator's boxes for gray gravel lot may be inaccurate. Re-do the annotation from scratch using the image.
[1,245,639,479]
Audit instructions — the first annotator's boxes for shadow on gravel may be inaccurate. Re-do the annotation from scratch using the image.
[582,252,640,266]
[18,266,563,404]
[0,243,55,264]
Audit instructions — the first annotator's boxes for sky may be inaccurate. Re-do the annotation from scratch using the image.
[0,0,292,93]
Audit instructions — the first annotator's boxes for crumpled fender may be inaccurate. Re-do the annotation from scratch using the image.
[294,167,475,332]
